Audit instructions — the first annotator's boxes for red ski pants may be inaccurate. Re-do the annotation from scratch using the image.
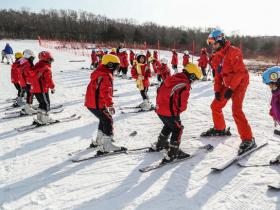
[210,82,253,141]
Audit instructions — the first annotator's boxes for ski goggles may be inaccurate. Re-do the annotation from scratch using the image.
[269,71,280,82]
[207,37,216,45]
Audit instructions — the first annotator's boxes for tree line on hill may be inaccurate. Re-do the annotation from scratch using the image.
[0,8,279,59]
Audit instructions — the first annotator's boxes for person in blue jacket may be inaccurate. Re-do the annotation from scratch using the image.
[3,43,14,64]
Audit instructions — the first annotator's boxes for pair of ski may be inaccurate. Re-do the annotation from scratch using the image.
[15,114,81,132]
[70,144,214,172]
[119,105,155,114]
[3,104,64,119]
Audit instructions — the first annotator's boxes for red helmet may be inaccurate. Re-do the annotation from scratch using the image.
[39,51,54,63]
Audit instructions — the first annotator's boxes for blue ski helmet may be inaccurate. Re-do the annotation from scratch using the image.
[262,66,280,84]
[207,29,225,45]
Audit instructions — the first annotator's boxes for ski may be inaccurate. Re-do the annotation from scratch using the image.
[268,184,280,190]
[139,155,194,173]
[121,108,155,114]
[16,114,81,132]
[237,154,280,168]
[211,142,268,172]
[3,108,63,119]
[119,105,141,109]
[139,144,214,173]
[71,147,151,162]
[4,103,63,112]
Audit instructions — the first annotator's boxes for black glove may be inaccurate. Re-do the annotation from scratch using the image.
[224,88,233,99]
[215,92,221,101]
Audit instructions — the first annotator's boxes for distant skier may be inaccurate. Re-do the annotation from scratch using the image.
[11,52,25,107]
[31,51,55,124]
[262,66,280,135]
[96,49,104,67]
[131,53,153,110]
[153,57,171,82]
[151,63,202,163]
[146,50,151,64]
[20,49,37,115]
[198,48,209,81]
[85,54,127,154]
[109,48,117,55]
[129,49,135,66]
[171,49,178,73]
[201,29,255,155]
[3,43,14,64]
[153,50,159,60]
[149,56,161,80]
[90,49,98,70]
[182,51,190,68]
[117,48,129,78]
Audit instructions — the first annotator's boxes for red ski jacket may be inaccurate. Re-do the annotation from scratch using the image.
[153,51,159,60]
[211,41,249,92]
[11,60,21,84]
[171,52,178,65]
[146,51,151,62]
[157,64,171,80]
[198,53,208,68]
[182,55,190,67]
[30,61,55,93]
[20,58,34,85]
[91,52,98,64]
[129,51,135,62]
[131,63,151,89]
[152,60,161,73]
[156,72,191,116]
[118,52,129,68]
[85,65,114,109]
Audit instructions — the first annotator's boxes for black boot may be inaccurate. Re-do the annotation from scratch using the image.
[238,138,257,155]
[274,129,280,136]
[149,133,169,152]
[270,154,280,165]
[162,143,190,163]
[201,127,231,137]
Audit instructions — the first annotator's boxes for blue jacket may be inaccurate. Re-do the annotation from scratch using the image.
[4,44,13,54]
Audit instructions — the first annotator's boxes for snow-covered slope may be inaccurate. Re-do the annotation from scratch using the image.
[0,40,279,210]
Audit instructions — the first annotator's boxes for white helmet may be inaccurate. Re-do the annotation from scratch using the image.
[23,49,35,59]
[119,48,126,53]
[160,57,168,64]
[184,50,189,55]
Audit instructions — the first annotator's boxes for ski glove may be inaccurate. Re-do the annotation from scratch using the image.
[215,92,221,101]
[224,88,233,99]
[51,89,55,94]
[108,106,115,115]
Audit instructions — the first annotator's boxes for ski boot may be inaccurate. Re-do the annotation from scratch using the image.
[149,133,170,152]
[89,130,104,148]
[12,97,25,107]
[96,135,127,156]
[238,138,257,155]
[270,154,280,165]
[161,143,190,163]
[139,99,154,111]
[274,129,280,136]
[33,110,55,125]
[20,104,37,115]
[201,127,231,137]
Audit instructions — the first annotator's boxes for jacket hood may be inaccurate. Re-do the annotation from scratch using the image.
[164,72,190,88]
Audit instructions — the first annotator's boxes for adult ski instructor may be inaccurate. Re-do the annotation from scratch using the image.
[201,29,255,155]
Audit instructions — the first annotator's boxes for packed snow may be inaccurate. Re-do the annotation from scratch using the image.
[0,40,279,210]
